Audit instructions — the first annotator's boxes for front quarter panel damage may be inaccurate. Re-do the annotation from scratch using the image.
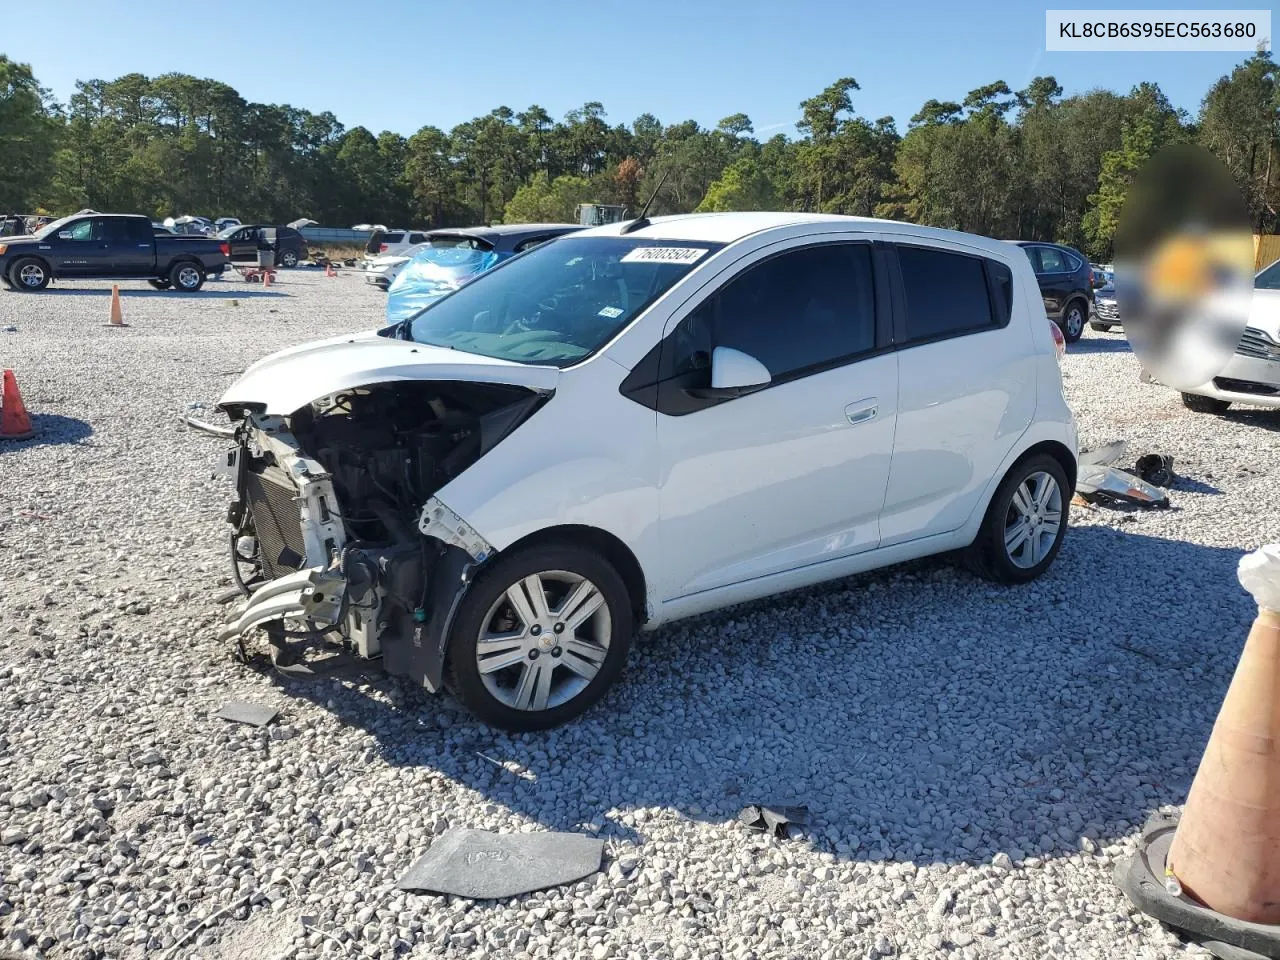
[214,378,543,693]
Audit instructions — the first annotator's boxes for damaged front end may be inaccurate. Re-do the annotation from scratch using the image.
[216,379,544,691]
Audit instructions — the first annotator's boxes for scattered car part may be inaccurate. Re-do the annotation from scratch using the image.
[1135,453,1176,487]
[1075,462,1170,508]
[182,402,235,439]
[739,804,809,839]
[1079,440,1128,466]
[1117,813,1280,960]
[213,701,278,727]
[396,828,604,899]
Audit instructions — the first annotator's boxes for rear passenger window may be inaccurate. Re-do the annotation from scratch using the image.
[409,233,427,244]
[384,232,405,243]
[1035,246,1067,273]
[669,243,877,381]
[897,246,995,341]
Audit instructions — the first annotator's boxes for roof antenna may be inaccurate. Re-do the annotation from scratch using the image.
[619,169,668,235]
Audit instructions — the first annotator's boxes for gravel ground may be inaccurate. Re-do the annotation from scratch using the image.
[1,270,1278,960]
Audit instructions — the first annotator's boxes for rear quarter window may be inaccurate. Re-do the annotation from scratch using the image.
[897,245,1001,342]
[408,233,427,244]
[384,232,405,243]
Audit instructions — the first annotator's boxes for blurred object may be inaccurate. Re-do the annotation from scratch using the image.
[1115,144,1254,393]
[1049,318,1066,358]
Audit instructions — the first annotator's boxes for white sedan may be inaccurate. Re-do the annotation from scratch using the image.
[362,248,420,289]
[214,212,1077,730]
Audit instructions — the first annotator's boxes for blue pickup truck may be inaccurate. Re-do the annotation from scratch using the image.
[0,212,230,292]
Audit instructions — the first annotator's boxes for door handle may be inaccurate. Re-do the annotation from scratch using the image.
[844,399,879,425]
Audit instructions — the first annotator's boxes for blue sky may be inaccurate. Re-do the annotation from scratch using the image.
[7,0,1260,137]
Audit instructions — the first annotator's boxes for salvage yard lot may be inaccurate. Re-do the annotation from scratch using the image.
[1,272,1278,960]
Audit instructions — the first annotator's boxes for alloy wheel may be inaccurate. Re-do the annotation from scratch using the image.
[475,570,611,712]
[1004,471,1063,569]
[19,264,45,288]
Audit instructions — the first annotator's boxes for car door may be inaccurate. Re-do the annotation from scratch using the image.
[49,217,111,276]
[228,228,259,262]
[107,217,155,276]
[878,240,1036,546]
[649,238,898,599]
[1026,244,1073,318]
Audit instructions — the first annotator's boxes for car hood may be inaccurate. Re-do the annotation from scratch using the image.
[1249,288,1280,340]
[219,331,559,415]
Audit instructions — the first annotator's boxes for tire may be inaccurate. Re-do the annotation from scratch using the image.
[169,261,205,292]
[1089,320,1112,332]
[963,454,1069,585]
[447,543,633,731]
[1181,392,1231,414]
[278,249,299,268]
[148,279,171,290]
[1059,300,1087,343]
[9,257,50,291]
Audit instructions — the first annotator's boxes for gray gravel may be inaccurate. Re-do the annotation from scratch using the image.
[2,271,1278,960]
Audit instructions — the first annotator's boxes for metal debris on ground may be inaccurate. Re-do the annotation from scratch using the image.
[396,828,604,899]
[738,803,809,839]
[213,700,279,727]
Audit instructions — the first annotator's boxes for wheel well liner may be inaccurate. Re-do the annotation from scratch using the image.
[1009,440,1077,494]
[502,524,648,624]
[9,255,52,276]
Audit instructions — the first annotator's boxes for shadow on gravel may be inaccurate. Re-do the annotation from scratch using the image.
[1221,408,1280,433]
[1068,336,1131,354]
[258,526,1250,867]
[0,413,93,448]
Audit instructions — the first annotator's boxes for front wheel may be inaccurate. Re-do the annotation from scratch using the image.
[9,258,50,291]
[1181,392,1231,414]
[169,261,205,292]
[447,544,633,731]
[278,249,299,268]
[1060,301,1086,343]
[963,454,1069,584]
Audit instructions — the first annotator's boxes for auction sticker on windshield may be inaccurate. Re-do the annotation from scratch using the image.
[620,247,709,265]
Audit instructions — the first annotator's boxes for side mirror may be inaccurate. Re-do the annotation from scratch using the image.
[57,231,73,240]
[686,346,771,400]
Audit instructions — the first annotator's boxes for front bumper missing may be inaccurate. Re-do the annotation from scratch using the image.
[217,566,345,642]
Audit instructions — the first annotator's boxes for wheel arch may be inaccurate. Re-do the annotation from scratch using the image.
[1007,439,1077,496]
[501,523,649,625]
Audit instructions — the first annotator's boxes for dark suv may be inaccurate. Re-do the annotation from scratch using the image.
[1012,242,1095,343]
[219,225,309,268]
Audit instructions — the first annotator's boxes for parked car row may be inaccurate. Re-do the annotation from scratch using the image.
[218,224,310,268]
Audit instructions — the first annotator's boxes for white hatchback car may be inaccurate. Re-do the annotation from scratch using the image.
[216,213,1078,729]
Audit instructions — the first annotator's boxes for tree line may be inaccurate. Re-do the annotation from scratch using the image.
[0,52,1276,259]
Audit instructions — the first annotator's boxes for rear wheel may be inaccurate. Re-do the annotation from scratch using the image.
[447,544,633,731]
[1181,392,1231,414]
[9,258,50,291]
[963,454,1069,584]
[1060,301,1086,343]
[148,279,171,290]
[278,249,299,268]
[169,261,205,291]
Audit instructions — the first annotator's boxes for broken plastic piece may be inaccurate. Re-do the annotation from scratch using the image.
[1075,463,1170,508]
[396,828,603,899]
[213,701,278,727]
[418,497,493,562]
[1080,440,1129,467]
[738,804,809,839]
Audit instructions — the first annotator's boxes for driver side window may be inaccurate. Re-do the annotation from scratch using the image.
[663,242,877,383]
[64,219,102,242]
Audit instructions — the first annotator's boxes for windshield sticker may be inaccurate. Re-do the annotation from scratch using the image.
[620,246,709,265]
[597,306,624,319]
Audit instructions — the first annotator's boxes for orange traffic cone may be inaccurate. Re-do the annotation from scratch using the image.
[0,369,35,440]
[262,269,272,289]
[104,284,127,328]
[1166,545,1280,924]
[325,263,336,278]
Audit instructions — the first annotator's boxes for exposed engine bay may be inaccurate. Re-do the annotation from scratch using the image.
[217,379,545,690]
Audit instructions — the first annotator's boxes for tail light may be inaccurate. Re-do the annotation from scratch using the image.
[220,242,230,256]
[1049,319,1066,360]
[379,243,389,253]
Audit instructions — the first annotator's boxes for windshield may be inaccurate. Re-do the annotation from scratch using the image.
[34,215,79,240]
[406,236,723,366]
[1255,259,1280,291]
